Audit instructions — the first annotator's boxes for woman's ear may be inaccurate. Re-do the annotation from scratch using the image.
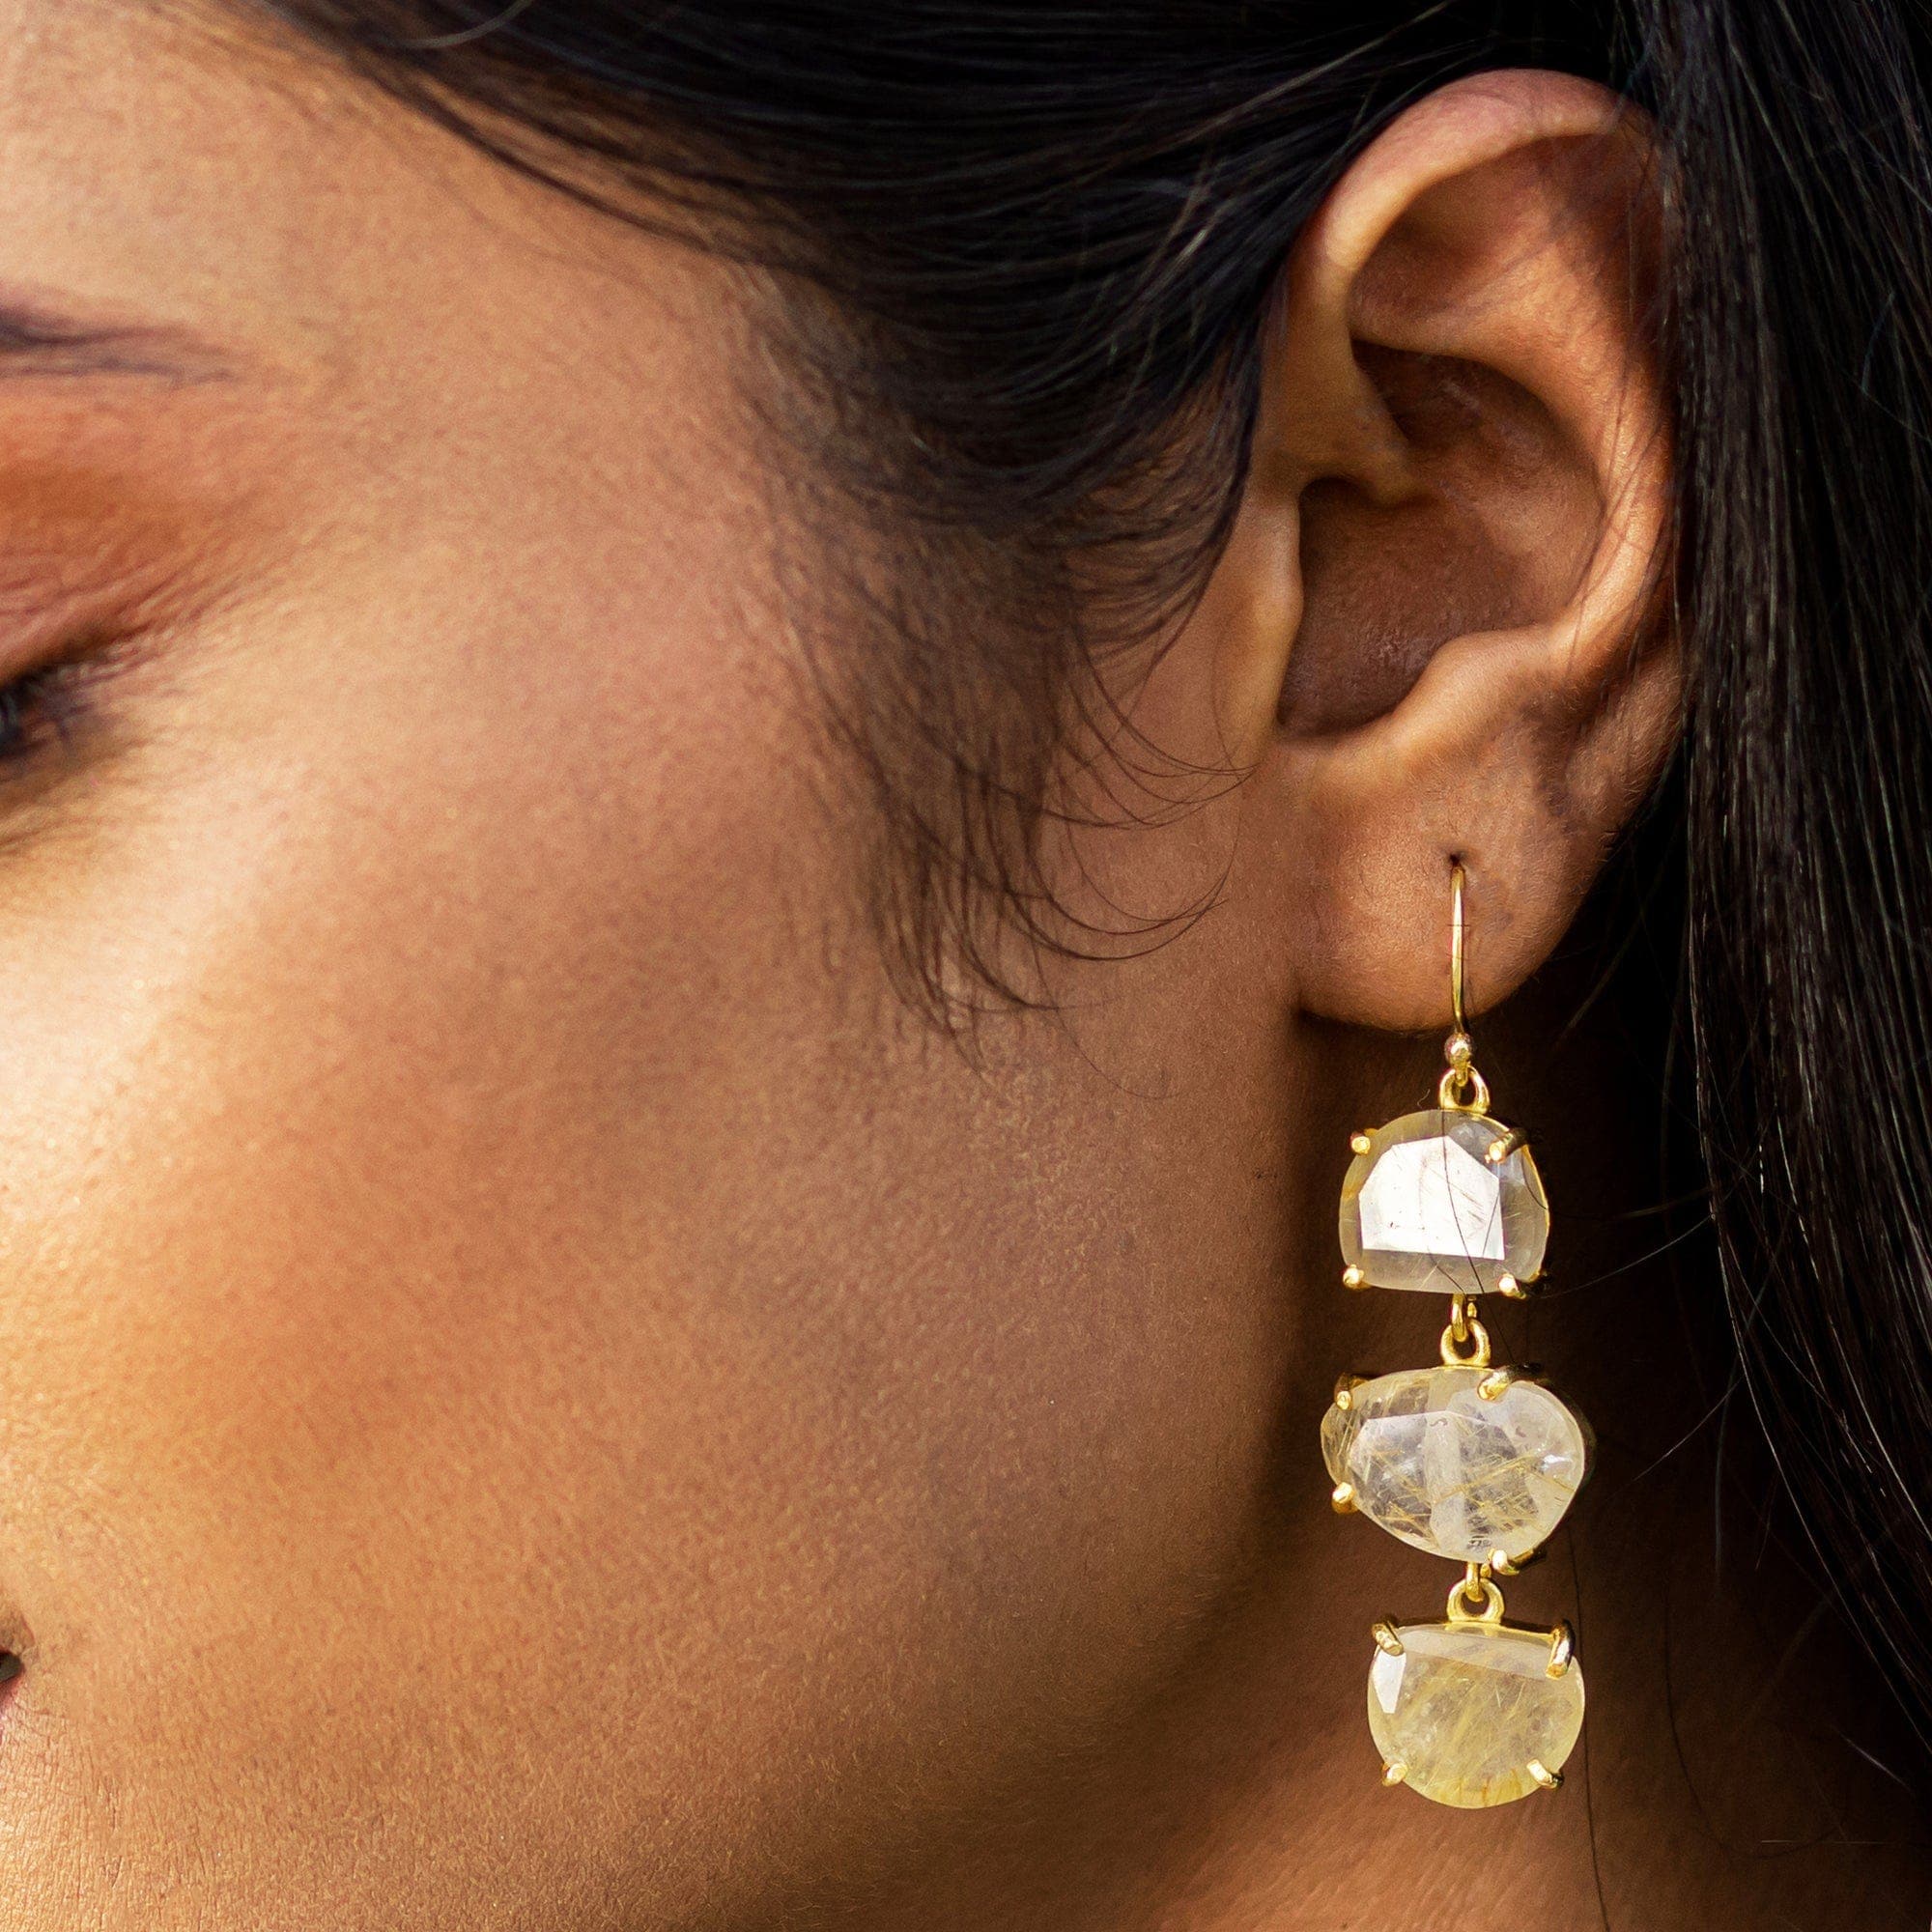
[1196,69,1674,1029]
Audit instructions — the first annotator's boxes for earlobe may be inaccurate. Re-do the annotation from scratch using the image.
[1203,70,1675,1029]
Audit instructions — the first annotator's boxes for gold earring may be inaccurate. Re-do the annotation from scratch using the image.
[1322,862,1591,1807]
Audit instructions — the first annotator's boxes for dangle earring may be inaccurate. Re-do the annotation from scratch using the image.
[1321,862,1591,1808]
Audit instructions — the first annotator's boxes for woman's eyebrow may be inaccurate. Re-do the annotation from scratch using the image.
[0,293,237,385]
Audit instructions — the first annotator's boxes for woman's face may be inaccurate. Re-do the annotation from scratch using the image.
[0,8,1323,1924]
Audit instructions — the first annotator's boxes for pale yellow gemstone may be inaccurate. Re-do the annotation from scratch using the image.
[1339,1109,1548,1295]
[1321,1366,1590,1566]
[1369,1623,1584,1807]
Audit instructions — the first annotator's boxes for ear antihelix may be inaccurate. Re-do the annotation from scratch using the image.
[1319,862,1592,1808]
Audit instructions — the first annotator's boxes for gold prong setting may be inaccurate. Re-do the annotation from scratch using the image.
[1546,1622,1575,1679]
[1322,1360,1586,1569]
[1339,1107,1549,1299]
[1366,1611,1586,1807]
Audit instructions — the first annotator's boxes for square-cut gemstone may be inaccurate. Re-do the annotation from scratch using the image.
[1340,1109,1548,1294]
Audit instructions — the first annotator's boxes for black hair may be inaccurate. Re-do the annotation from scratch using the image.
[242,0,1932,1746]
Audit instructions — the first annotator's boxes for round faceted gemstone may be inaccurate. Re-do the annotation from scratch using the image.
[1368,1623,1585,1807]
[1340,1108,1548,1295]
[1322,1366,1590,1565]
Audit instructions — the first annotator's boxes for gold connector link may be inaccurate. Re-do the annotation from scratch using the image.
[1440,1297,1492,1369]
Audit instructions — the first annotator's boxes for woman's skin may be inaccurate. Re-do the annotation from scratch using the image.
[0,5,1922,1928]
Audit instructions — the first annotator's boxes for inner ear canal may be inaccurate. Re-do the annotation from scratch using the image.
[1277,344,1601,738]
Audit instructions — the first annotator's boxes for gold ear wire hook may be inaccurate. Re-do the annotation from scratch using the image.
[1438,862,1490,1112]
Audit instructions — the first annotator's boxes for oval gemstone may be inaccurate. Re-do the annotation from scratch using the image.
[1323,1365,1589,1565]
[1340,1109,1548,1295]
[1368,1623,1585,1807]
